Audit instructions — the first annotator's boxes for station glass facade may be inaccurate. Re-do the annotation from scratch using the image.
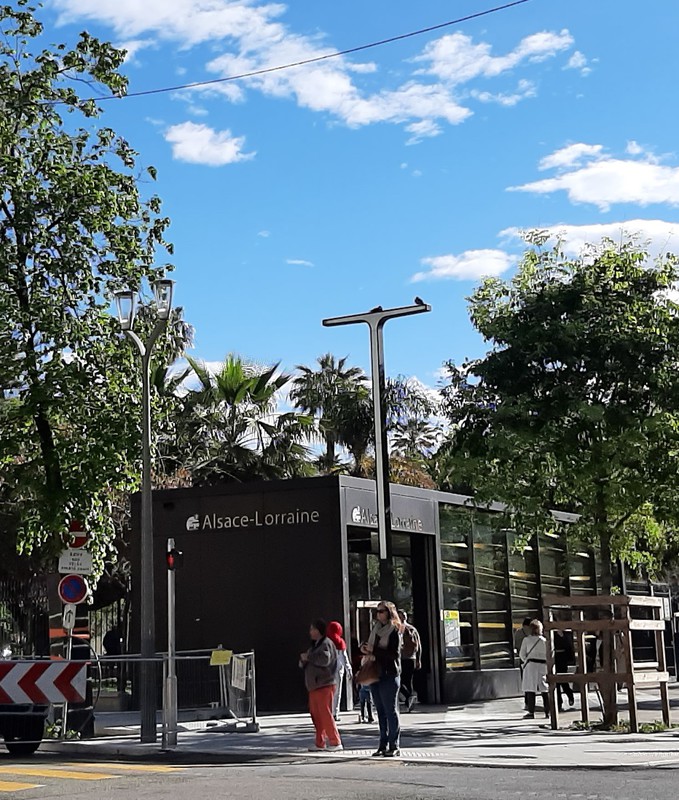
[440,503,597,675]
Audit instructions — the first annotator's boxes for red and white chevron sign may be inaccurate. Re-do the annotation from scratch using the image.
[0,661,87,705]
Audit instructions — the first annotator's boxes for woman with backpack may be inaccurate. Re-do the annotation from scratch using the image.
[397,609,421,712]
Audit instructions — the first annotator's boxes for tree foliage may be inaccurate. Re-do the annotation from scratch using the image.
[0,2,178,564]
[440,235,679,590]
[161,355,314,484]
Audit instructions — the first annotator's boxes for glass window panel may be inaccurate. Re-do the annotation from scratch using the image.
[568,540,596,595]
[439,505,475,669]
[539,530,569,595]
[507,532,540,647]
[473,512,512,667]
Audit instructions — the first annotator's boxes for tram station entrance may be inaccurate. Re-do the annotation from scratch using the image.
[132,475,445,712]
[341,481,443,704]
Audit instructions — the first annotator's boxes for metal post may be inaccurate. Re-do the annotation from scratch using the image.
[124,319,166,744]
[61,631,73,741]
[368,321,394,599]
[163,538,178,749]
[323,302,431,600]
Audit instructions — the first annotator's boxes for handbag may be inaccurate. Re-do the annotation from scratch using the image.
[355,657,381,686]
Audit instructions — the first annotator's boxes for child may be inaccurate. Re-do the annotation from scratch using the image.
[356,642,375,723]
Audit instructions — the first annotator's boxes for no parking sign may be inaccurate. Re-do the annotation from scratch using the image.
[57,573,89,605]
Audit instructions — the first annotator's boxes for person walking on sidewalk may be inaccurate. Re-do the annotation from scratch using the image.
[519,619,550,719]
[299,619,343,751]
[554,628,575,710]
[356,643,375,723]
[397,609,421,712]
[362,601,402,757]
[327,620,352,721]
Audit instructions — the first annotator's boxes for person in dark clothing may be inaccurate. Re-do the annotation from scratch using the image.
[362,600,402,757]
[397,609,421,712]
[103,626,122,656]
[553,629,575,710]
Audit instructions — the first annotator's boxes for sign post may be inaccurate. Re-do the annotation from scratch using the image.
[162,538,178,749]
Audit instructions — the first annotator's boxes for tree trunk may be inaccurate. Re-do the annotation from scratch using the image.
[595,494,617,727]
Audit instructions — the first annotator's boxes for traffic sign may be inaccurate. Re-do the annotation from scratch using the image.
[58,548,93,575]
[0,661,87,704]
[62,603,76,631]
[57,574,89,605]
[64,520,89,549]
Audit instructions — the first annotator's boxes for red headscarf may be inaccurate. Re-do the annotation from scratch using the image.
[327,620,347,651]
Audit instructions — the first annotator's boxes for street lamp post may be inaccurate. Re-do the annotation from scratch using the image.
[323,301,431,599]
[115,279,174,744]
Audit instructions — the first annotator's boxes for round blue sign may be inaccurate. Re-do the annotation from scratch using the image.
[58,573,88,604]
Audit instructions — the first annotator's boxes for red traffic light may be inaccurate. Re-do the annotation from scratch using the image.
[166,548,183,571]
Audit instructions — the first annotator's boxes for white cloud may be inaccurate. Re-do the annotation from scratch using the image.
[414,29,573,83]
[470,79,536,107]
[510,144,679,211]
[286,258,314,267]
[405,119,442,145]
[538,143,604,171]
[54,1,576,142]
[258,230,271,238]
[500,220,679,260]
[164,121,255,165]
[116,38,154,64]
[53,0,288,47]
[565,50,591,75]
[411,249,516,282]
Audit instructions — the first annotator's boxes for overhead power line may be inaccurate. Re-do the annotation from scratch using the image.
[100,0,533,102]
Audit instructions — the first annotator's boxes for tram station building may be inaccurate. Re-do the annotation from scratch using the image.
[133,475,667,713]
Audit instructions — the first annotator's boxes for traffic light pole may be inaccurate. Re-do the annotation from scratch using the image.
[162,538,178,749]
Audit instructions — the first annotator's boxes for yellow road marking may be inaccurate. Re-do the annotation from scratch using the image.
[0,780,42,793]
[0,767,115,781]
[65,762,182,773]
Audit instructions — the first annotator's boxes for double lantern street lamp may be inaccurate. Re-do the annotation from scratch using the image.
[114,278,174,745]
[323,300,431,600]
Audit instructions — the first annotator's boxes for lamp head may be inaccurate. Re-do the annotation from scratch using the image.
[153,278,174,320]
[114,290,136,331]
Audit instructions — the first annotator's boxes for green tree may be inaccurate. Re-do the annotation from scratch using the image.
[176,355,313,484]
[0,2,178,565]
[440,235,679,722]
[290,353,367,471]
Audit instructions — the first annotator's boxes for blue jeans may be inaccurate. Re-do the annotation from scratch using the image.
[370,674,400,750]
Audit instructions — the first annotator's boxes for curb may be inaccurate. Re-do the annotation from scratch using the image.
[31,743,679,771]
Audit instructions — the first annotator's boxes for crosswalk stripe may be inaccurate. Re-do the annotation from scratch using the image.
[65,762,181,773]
[0,767,115,780]
[0,780,42,792]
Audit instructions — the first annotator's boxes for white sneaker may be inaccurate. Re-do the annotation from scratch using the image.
[326,744,343,752]
[308,745,325,751]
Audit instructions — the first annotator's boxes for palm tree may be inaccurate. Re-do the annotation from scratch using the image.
[290,353,367,472]
[179,354,313,484]
[390,418,440,460]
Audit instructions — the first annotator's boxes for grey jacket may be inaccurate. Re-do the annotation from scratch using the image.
[302,637,338,692]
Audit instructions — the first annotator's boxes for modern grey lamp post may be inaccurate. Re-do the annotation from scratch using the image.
[322,301,431,597]
[115,279,174,744]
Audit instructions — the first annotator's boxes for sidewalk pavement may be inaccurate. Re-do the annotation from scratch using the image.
[38,685,679,770]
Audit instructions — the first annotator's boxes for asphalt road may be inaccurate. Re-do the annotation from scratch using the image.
[0,758,677,800]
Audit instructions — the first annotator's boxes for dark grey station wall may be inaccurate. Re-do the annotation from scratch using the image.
[132,477,344,712]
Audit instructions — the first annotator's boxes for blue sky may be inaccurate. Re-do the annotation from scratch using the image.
[42,0,679,387]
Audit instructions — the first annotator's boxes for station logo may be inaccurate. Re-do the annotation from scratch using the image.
[185,514,200,531]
